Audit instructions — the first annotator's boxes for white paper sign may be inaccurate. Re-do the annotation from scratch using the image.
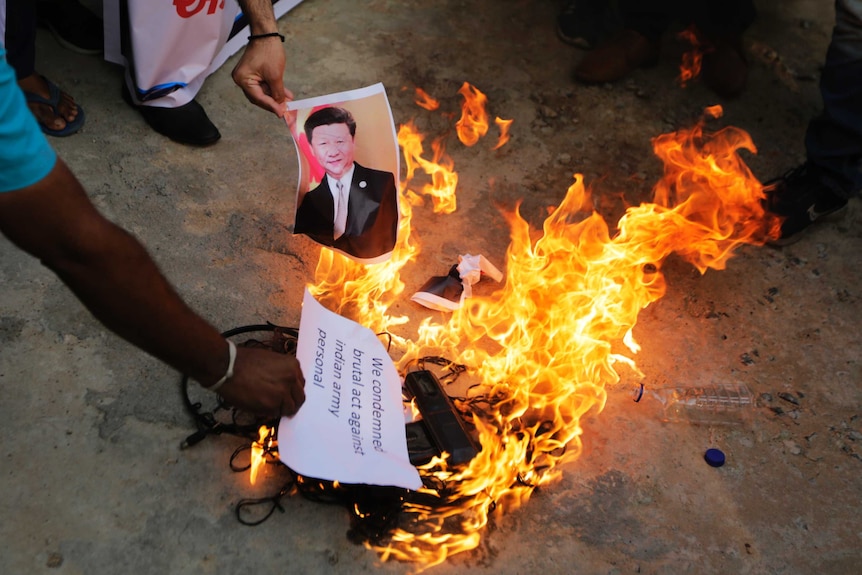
[277,288,422,490]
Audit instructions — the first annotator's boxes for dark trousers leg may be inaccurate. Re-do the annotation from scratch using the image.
[619,0,756,41]
[619,0,673,41]
[689,0,756,40]
[5,0,38,79]
[805,0,862,197]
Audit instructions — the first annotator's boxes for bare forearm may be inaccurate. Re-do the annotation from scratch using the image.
[55,232,307,415]
[0,159,305,417]
[238,0,278,34]
[233,0,290,115]
[50,222,229,386]
[0,160,228,386]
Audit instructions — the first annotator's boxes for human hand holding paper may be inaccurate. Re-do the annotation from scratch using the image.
[219,348,306,418]
[232,0,292,116]
[232,37,292,116]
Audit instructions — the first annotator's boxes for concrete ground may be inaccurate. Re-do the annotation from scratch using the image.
[2,0,861,574]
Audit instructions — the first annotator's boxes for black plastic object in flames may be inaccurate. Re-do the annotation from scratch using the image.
[404,370,480,466]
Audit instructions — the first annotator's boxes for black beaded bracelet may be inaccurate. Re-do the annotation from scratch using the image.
[248,32,285,42]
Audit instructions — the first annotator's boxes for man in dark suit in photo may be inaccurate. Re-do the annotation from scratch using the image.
[293,106,399,261]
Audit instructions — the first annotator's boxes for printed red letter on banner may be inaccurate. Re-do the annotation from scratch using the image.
[174,0,225,18]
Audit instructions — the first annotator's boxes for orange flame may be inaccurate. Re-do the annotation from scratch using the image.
[398,121,459,214]
[493,117,513,150]
[413,87,440,111]
[249,425,270,485]
[678,26,703,87]
[270,97,780,568]
[704,104,723,119]
[308,180,420,335]
[309,213,417,335]
[455,82,489,147]
[369,110,780,566]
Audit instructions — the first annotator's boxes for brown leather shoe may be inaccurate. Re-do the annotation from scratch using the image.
[701,37,748,99]
[573,29,660,84]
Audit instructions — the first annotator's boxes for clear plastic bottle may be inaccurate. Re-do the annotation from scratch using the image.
[633,382,755,424]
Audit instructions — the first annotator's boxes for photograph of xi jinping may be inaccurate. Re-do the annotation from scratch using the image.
[292,102,399,262]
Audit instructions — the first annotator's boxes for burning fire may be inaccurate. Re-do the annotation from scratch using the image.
[493,117,514,150]
[455,82,489,147]
[413,87,440,111]
[256,84,780,568]
[249,426,270,485]
[679,26,703,87]
[398,121,459,215]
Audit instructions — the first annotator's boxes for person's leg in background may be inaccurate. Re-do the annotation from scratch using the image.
[572,0,670,84]
[36,0,103,56]
[806,0,862,197]
[3,0,85,136]
[689,0,756,98]
[556,0,620,50]
[766,0,862,243]
[117,0,233,146]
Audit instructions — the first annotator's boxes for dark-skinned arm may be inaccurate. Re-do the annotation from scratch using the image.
[0,158,305,418]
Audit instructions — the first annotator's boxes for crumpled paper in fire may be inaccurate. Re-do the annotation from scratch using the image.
[411,254,503,312]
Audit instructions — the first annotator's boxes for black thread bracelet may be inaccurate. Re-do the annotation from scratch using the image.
[248,32,285,42]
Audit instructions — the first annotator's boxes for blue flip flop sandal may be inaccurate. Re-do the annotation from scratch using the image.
[22,77,86,137]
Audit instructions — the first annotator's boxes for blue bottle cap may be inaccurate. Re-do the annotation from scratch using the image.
[704,448,726,467]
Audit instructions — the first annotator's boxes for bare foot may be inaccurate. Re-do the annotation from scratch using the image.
[17,74,79,132]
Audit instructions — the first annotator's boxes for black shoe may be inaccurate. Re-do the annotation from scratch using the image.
[37,0,104,55]
[763,162,848,245]
[557,0,608,49]
[122,83,221,146]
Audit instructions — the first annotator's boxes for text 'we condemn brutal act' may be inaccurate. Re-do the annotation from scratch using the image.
[312,328,389,456]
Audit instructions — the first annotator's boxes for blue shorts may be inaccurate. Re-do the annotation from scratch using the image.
[0,46,57,193]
